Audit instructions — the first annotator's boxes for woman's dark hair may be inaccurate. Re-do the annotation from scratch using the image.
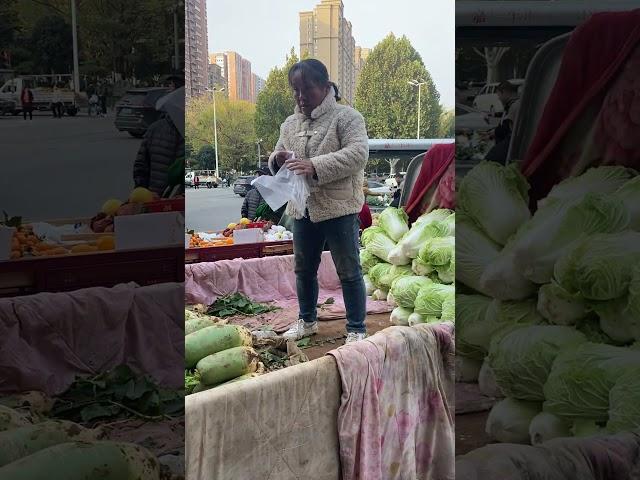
[288,58,340,101]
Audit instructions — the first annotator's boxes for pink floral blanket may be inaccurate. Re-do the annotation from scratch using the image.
[328,323,455,480]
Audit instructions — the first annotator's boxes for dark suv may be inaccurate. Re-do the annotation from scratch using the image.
[233,176,256,197]
[114,88,170,137]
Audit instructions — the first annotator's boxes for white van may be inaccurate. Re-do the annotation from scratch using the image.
[472,79,524,114]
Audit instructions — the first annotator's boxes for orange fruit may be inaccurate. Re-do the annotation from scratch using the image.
[96,236,115,251]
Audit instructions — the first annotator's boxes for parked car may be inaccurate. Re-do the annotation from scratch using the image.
[366,180,392,196]
[114,87,170,138]
[455,103,499,132]
[0,98,15,115]
[472,79,524,114]
[233,176,256,197]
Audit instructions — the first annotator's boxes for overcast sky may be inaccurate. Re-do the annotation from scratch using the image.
[206,0,454,108]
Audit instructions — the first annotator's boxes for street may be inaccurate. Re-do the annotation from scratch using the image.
[0,112,140,221]
[185,186,244,232]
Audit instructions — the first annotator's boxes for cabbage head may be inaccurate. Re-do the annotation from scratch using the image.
[368,263,393,289]
[512,193,629,285]
[486,397,541,444]
[419,236,455,267]
[441,296,455,321]
[414,283,455,318]
[458,161,531,246]
[364,231,397,263]
[456,356,482,383]
[361,226,385,246]
[529,412,571,445]
[543,343,640,421]
[379,264,413,290]
[614,175,640,230]
[555,231,640,301]
[414,208,453,226]
[390,306,412,326]
[360,249,381,273]
[592,296,640,345]
[363,274,375,295]
[456,212,501,296]
[390,275,432,309]
[488,325,587,401]
[378,207,409,242]
[412,258,433,276]
[408,312,425,326]
[537,282,589,326]
[606,368,640,433]
[387,244,411,266]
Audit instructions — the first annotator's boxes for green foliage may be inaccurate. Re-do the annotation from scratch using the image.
[186,95,257,173]
[194,144,216,170]
[30,15,73,74]
[355,34,442,139]
[52,365,184,423]
[254,48,299,153]
[207,293,277,317]
[439,108,455,138]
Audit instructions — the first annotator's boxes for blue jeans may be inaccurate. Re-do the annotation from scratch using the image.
[293,213,366,333]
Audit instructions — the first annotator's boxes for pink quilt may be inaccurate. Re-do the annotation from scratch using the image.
[328,323,455,480]
[185,252,393,332]
[0,282,183,395]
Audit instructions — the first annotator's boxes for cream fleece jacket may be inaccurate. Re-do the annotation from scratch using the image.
[268,91,369,223]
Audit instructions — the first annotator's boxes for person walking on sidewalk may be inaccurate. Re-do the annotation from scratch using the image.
[20,85,34,120]
[51,85,63,118]
[268,58,369,344]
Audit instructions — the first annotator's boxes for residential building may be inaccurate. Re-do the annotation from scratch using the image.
[208,62,225,91]
[211,51,251,102]
[251,73,266,102]
[185,0,208,97]
[355,46,371,86]
[299,0,368,105]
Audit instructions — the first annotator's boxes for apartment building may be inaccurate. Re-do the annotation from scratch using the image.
[208,62,225,91]
[210,51,258,102]
[299,0,368,104]
[185,0,208,97]
[251,73,266,103]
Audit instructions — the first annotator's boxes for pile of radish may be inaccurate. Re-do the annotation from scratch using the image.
[185,310,264,394]
[0,405,160,479]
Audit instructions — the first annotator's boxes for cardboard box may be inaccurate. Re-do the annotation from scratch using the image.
[233,228,264,244]
[114,212,184,251]
[0,226,15,261]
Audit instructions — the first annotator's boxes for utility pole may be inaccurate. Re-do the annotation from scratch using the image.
[70,0,80,94]
[408,79,428,139]
[256,139,263,168]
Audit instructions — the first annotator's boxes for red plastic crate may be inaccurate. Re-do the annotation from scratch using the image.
[185,240,293,263]
[142,198,185,214]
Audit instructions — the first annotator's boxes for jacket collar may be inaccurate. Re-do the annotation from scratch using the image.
[294,90,337,120]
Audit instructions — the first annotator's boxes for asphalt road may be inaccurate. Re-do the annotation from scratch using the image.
[0,111,141,221]
[185,186,244,232]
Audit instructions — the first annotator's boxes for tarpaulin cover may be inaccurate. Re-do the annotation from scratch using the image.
[185,251,393,332]
[185,323,455,480]
[456,430,640,480]
[328,323,455,480]
[0,282,183,395]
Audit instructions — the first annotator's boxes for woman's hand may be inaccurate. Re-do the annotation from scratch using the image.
[285,158,316,176]
[274,151,292,167]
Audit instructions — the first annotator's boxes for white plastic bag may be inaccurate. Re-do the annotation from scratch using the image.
[252,152,310,218]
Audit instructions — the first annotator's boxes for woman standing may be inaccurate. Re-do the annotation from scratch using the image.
[268,59,369,344]
[20,85,34,120]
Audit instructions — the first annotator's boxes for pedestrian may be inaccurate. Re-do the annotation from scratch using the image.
[98,82,107,116]
[20,85,34,120]
[51,85,63,118]
[194,175,199,189]
[268,58,369,344]
[133,87,185,196]
[89,93,100,116]
[241,167,270,220]
[390,173,404,208]
[485,81,521,163]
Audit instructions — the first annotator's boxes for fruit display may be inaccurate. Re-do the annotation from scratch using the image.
[221,218,273,238]
[188,234,233,248]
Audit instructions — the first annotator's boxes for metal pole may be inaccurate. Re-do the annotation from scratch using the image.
[417,83,421,139]
[173,6,179,71]
[70,0,80,94]
[213,90,220,179]
[257,142,261,168]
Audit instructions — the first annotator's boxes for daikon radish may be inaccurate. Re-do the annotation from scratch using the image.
[185,325,252,368]
[197,346,259,386]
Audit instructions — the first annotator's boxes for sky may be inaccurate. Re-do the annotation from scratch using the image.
[206,0,455,108]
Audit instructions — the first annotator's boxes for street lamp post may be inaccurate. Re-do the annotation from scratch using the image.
[408,79,428,139]
[206,87,225,179]
[70,0,80,94]
[256,139,263,168]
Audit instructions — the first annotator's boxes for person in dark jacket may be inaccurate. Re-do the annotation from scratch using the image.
[390,173,404,208]
[241,167,270,220]
[133,115,184,195]
[20,86,34,120]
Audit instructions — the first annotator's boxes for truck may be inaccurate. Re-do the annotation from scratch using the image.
[0,75,79,116]
[185,170,219,188]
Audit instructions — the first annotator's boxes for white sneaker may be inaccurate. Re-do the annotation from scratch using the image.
[282,319,318,340]
[345,332,368,344]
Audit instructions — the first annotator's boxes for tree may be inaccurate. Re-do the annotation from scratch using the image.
[439,108,455,138]
[186,95,257,173]
[355,34,442,139]
[194,144,216,170]
[473,46,509,84]
[30,15,73,74]
[254,48,298,153]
